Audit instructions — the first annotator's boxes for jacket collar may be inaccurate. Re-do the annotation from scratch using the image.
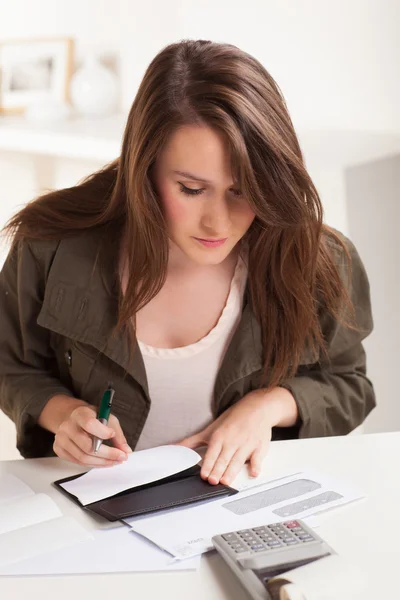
[36,233,263,410]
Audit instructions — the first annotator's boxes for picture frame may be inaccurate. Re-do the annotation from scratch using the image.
[0,37,74,114]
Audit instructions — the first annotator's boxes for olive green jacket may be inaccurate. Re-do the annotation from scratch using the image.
[0,230,375,458]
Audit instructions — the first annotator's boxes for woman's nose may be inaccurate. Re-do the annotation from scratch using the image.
[201,198,231,233]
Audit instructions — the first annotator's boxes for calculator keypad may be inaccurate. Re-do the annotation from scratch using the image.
[221,521,315,554]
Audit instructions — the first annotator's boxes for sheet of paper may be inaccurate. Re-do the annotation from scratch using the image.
[269,554,368,600]
[124,470,364,560]
[0,474,35,505]
[0,493,62,535]
[0,516,93,567]
[0,525,200,575]
[60,445,201,505]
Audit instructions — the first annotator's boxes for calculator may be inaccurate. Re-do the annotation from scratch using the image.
[212,520,335,600]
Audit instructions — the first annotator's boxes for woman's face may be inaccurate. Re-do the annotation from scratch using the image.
[152,124,255,267]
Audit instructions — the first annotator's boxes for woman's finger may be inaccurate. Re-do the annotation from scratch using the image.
[220,445,253,486]
[63,425,129,463]
[53,442,82,466]
[108,415,132,454]
[200,437,223,480]
[54,432,124,467]
[249,442,269,477]
[72,407,116,442]
[206,443,238,485]
[54,445,116,468]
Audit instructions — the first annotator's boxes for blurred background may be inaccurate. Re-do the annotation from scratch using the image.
[0,0,399,459]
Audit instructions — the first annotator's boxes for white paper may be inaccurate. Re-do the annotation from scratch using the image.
[271,554,368,600]
[124,470,364,560]
[60,445,201,505]
[0,493,62,535]
[0,525,200,575]
[0,474,35,505]
[0,516,93,567]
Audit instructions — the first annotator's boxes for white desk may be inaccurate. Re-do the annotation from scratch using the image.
[1,432,399,599]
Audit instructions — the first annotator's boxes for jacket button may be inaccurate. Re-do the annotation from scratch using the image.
[64,349,72,367]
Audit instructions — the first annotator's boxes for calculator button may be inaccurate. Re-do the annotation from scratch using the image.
[237,530,251,535]
[298,535,314,541]
[291,527,304,532]
[284,539,299,545]
[250,544,265,551]
[284,521,300,529]
[267,541,282,547]
[246,542,259,549]
[231,544,248,552]
[222,533,238,541]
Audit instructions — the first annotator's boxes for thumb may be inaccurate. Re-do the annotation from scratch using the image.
[177,430,208,449]
[108,415,132,454]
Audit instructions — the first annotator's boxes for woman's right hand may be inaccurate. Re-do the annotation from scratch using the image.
[53,404,132,467]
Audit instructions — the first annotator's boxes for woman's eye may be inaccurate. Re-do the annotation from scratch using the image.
[178,183,242,197]
[179,184,204,196]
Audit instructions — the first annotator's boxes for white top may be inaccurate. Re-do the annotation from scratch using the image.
[135,254,248,450]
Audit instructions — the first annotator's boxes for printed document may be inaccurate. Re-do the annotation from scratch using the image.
[123,469,364,559]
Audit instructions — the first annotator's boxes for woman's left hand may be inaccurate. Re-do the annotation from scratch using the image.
[177,387,298,486]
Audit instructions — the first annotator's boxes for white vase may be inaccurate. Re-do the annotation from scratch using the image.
[70,54,118,117]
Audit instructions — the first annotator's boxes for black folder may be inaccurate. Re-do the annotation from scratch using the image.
[53,464,238,522]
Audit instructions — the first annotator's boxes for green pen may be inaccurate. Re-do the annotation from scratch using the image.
[93,383,115,454]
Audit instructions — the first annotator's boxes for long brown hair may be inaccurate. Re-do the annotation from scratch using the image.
[3,39,353,388]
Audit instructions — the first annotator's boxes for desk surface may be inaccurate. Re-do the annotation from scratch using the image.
[1,432,399,599]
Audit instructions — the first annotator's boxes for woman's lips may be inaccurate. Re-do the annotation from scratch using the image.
[193,237,228,248]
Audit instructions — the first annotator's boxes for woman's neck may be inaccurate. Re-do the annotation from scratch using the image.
[118,233,241,292]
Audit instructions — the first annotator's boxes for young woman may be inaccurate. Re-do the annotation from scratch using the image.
[0,40,375,486]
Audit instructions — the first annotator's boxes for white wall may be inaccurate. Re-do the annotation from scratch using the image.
[346,156,400,433]
[120,0,400,132]
[1,0,399,132]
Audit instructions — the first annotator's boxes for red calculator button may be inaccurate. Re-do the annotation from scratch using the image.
[284,521,300,529]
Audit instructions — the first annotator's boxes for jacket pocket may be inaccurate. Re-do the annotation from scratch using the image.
[56,339,97,399]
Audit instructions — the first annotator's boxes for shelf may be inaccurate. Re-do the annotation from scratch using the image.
[0,113,126,162]
[1,114,400,168]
